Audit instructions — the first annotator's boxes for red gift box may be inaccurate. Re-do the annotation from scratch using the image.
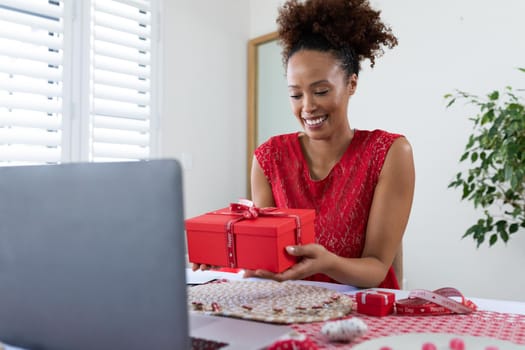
[185,205,315,273]
[355,290,395,316]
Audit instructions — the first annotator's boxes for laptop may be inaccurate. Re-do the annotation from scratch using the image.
[0,160,189,350]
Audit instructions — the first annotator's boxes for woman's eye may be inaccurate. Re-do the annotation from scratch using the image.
[315,90,329,96]
[289,94,302,99]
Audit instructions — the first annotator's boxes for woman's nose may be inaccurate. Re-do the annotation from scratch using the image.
[302,94,316,113]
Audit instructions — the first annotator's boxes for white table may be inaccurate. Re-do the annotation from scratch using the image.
[187,269,525,349]
[3,270,524,350]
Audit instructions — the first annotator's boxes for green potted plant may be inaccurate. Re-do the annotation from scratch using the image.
[446,68,525,247]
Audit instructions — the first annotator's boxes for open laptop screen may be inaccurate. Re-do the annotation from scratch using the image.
[0,160,189,350]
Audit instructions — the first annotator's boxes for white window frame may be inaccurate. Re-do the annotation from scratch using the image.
[0,0,163,165]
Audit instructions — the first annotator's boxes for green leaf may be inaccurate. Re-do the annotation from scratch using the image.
[480,151,486,160]
[504,165,513,182]
[466,135,475,149]
[476,234,485,247]
[489,90,499,100]
[496,220,507,232]
[462,183,472,199]
[446,75,525,247]
[500,230,509,243]
[481,110,495,125]
[448,179,463,188]
[510,174,519,189]
[504,189,516,201]
[463,224,477,238]
[485,213,494,226]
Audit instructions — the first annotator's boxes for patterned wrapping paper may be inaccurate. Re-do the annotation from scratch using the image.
[188,280,353,324]
[291,298,525,349]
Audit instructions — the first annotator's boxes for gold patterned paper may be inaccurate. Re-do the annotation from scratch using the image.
[188,280,353,324]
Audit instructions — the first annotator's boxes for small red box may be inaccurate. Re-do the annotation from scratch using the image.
[185,207,315,273]
[355,290,395,316]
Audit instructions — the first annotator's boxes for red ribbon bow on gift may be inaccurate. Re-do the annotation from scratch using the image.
[229,199,278,219]
[215,199,303,268]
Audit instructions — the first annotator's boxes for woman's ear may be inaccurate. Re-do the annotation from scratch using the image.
[347,73,358,96]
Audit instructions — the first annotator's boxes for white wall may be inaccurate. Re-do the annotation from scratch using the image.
[249,0,284,37]
[162,0,525,301]
[361,0,525,301]
[161,0,250,218]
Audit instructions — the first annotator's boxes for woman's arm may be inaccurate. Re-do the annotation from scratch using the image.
[251,156,275,207]
[305,137,415,287]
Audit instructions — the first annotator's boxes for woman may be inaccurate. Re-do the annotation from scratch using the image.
[246,0,415,289]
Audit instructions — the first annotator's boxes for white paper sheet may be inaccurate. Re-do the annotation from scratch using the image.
[185,268,360,293]
[186,269,245,284]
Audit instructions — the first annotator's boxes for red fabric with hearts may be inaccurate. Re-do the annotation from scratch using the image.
[291,297,525,349]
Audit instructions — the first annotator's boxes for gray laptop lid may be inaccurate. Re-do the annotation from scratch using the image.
[0,160,189,350]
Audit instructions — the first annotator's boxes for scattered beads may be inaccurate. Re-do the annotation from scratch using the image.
[376,338,502,350]
[450,337,466,350]
[421,342,437,350]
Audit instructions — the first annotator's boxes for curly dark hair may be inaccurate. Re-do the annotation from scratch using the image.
[276,0,398,76]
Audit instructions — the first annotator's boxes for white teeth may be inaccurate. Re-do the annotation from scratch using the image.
[304,116,327,126]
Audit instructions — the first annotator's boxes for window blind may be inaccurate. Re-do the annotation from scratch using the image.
[0,0,157,165]
[0,0,64,164]
[90,0,152,161]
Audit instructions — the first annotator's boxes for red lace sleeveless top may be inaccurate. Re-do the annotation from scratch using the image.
[254,129,402,289]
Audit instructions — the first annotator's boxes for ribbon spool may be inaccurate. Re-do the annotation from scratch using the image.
[395,287,477,316]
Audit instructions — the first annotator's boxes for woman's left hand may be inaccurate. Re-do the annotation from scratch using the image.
[243,243,333,281]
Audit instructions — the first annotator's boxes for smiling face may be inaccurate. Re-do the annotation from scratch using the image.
[287,49,357,140]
